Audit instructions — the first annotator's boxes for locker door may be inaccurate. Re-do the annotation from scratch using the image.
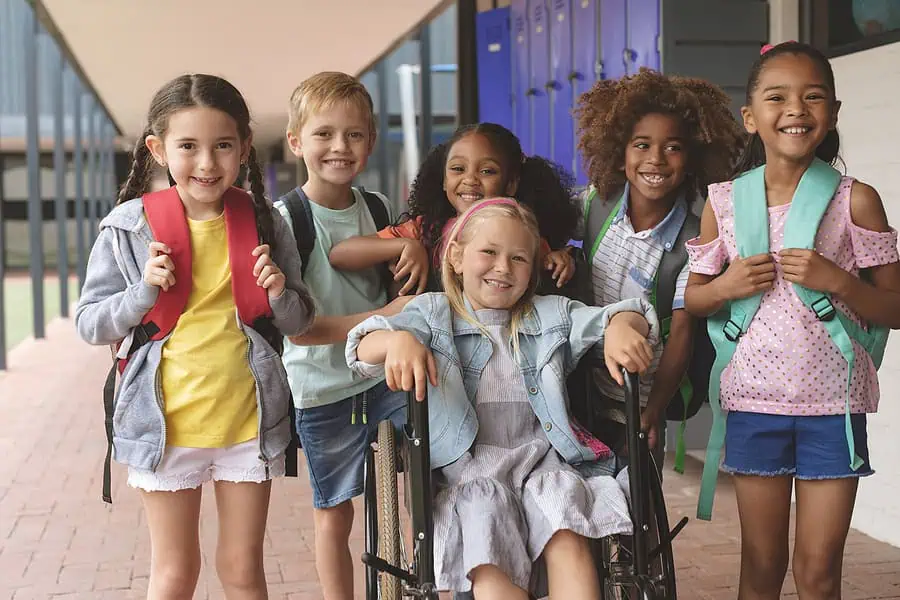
[600,0,627,81]
[571,0,598,185]
[511,0,531,153]
[627,0,660,72]
[549,0,574,175]
[660,0,767,117]
[476,7,513,131]
[528,0,551,158]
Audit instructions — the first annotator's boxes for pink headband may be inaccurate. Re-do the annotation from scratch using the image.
[761,40,796,55]
[453,197,519,241]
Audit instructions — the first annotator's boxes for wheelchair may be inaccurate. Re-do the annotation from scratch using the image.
[361,363,688,600]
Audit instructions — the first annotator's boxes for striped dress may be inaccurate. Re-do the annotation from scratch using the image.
[431,309,632,593]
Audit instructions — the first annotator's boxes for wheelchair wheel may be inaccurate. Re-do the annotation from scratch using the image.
[375,419,402,600]
[598,457,677,599]
[646,453,676,598]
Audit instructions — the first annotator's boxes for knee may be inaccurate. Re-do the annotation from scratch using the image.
[216,546,265,591]
[543,530,592,566]
[314,501,354,541]
[150,553,201,598]
[793,547,842,596]
[742,546,789,592]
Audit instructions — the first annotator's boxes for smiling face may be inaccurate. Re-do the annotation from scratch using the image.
[443,133,517,215]
[448,214,537,312]
[742,52,839,164]
[623,112,688,207]
[289,99,374,188]
[145,106,249,216]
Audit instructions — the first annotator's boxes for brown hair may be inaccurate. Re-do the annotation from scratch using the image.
[575,67,745,201]
[441,199,541,356]
[287,71,376,137]
[117,74,275,250]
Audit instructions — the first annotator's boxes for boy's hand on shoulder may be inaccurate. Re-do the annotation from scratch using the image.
[144,242,176,291]
[603,312,653,385]
[252,244,286,298]
[544,248,576,288]
[384,331,437,402]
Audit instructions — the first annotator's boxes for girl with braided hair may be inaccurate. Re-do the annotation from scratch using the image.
[75,74,315,598]
[575,68,745,468]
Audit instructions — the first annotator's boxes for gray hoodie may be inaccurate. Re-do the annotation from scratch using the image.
[75,197,315,472]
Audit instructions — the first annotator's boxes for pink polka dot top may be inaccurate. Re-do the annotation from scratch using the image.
[686,177,899,416]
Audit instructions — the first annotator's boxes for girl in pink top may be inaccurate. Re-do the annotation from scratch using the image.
[685,42,900,599]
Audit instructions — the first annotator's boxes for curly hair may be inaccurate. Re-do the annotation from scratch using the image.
[575,68,745,202]
[404,123,580,261]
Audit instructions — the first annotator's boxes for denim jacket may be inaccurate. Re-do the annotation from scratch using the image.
[346,293,658,469]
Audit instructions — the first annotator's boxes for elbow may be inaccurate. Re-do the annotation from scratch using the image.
[328,245,350,269]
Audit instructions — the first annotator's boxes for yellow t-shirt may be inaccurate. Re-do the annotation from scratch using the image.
[159,213,258,448]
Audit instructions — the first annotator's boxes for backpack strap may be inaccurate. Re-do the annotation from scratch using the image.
[585,186,623,266]
[359,187,391,231]
[650,209,699,475]
[222,187,273,324]
[280,187,315,279]
[697,165,769,520]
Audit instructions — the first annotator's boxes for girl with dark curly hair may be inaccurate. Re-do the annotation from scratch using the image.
[328,123,581,294]
[574,67,744,469]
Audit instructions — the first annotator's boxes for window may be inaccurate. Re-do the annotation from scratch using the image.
[808,0,900,56]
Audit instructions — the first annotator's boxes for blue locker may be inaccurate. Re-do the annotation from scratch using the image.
[528,0,551,158]
[627,0,660,72]
[476,7,513,131]
[549,0,574,176]
[601,0,627,81]
[511,0,531,154]
[571,0,598,185]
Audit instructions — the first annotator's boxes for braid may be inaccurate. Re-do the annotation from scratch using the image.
[117,129,153,204]
[246,146,275,251]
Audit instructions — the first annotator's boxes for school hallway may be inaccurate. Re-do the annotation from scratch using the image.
[1,316,900,600]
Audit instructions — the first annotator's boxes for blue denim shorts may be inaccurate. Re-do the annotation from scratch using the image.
[723,411,874,480]
[296,380,407,509]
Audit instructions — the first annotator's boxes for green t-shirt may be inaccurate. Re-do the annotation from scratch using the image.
[275,187,390,409]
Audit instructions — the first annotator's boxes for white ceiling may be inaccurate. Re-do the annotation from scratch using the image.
[40,0,449,146]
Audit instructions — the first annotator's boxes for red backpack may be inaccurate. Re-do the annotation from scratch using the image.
[102,186,277,502]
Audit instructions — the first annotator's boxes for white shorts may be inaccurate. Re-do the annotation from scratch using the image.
[127,438,286,492]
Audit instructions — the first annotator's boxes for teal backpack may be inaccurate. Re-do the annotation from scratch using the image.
[697,158,890,521]
[581,186,715,474]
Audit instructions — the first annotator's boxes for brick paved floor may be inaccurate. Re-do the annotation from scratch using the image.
[2,316,899,599]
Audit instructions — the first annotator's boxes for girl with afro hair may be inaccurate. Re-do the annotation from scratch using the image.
[328,122,581,295]
[574,67,744,470]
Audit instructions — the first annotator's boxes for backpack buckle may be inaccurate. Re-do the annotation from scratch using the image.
[723,320,743,342]
[811,297,836,321]
[129,322,160,355]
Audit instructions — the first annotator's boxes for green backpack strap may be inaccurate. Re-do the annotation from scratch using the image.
[697,165,769,521]
[784,158,888,473]
[586,186,624,265]
[653,210,699,475]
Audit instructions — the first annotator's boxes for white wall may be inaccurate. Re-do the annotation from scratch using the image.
[831,41,900,547]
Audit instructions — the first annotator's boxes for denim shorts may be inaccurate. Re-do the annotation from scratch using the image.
[296,380,407,509]
[723,411,874,480]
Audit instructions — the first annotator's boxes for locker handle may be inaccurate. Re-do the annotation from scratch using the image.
[525,88,540,97]
[568,71,584,82]
[545,80,563,91]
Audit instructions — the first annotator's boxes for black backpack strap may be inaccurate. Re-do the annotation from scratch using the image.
[102,359,117,503]
[359,187,391,231]
[280,187,316,279]
[655,211,699,324]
